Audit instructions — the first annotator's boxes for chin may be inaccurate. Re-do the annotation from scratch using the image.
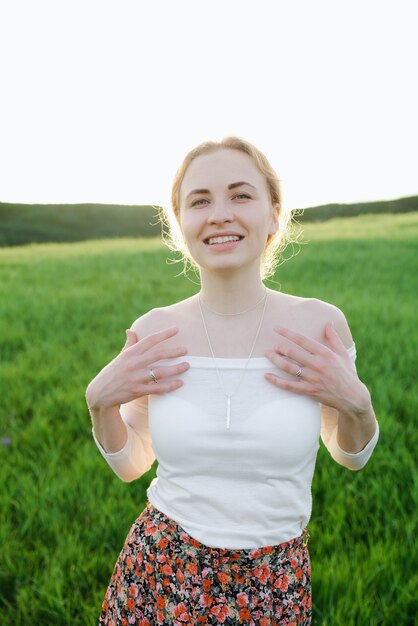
[199,258,261,275]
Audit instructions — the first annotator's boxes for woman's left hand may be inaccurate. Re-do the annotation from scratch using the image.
[264,322,372,416]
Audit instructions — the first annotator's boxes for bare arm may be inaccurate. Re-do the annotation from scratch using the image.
[85,318,189,481]
[86,401,128,453]
[262,299,379,471]
[320,313,379,470]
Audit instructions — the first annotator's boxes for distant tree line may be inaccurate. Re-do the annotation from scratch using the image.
[0,203,161,247]
[0,195,417,247]
[294,195,418,222]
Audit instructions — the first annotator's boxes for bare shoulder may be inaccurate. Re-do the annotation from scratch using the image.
[128,298,192,341]
[299,296,354,348]
[268,291,354,348]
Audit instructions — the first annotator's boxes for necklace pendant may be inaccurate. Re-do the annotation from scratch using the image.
[226,394,231,430]
[197,289,270,434]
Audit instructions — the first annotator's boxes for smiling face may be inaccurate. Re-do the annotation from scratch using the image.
[178,148,279,272]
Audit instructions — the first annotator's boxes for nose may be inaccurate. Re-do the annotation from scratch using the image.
[207,199,235,224]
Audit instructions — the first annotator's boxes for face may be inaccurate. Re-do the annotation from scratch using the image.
[178,148,279,272]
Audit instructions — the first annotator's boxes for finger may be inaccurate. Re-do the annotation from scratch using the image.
[324,321,350,356]
[148,361,190,383]
[136,326,180,356]
[120,329,138,352]
[274,326,330,358]
[264,372,317,395]
[142,344,188,370]
[270,331,318,367]
[264,350,307,378]
[145,377,186,393]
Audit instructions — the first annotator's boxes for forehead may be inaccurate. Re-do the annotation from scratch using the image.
[180,148,265,203]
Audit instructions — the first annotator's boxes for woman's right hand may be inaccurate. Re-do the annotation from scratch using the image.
[85,326,189,410]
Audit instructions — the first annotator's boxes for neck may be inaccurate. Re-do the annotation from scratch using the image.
[198,265,267,314]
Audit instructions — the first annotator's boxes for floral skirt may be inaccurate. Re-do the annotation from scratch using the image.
[99,500,312,625]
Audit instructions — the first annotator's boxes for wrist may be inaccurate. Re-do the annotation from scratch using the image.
[85,383,112,412]
[339,384,373,421]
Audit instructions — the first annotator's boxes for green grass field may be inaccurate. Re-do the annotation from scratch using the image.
[1,212,417,625]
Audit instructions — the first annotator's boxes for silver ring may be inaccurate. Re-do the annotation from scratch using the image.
[295,367,303,379]
[149,368,158,383]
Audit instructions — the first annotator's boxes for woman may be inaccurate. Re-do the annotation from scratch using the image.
[86,136,379,625]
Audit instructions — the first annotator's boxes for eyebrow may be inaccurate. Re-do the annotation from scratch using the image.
[186,181,256,201]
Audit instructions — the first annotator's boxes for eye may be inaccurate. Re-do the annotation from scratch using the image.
[234,193,251,200]
[191,198,208,207]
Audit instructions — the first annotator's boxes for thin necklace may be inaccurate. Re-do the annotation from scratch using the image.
[199,288,268,316]
[198,287,269,430]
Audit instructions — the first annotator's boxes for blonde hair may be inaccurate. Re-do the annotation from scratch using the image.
[155,136,302,282]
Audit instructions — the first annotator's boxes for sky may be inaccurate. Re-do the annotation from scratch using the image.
[0,0,416,213]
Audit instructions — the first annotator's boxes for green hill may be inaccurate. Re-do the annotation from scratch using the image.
[0,202,161,247]
[294,194,418,222]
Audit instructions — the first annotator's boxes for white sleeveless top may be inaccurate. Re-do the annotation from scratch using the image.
[92,342,379,549]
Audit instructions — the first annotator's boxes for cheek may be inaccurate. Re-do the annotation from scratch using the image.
[177,212,189,236]
[180,215,201,238]
[177,222,199,254]
[179,224,194,245]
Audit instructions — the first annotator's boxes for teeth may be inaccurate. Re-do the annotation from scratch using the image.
[207,236,241,245]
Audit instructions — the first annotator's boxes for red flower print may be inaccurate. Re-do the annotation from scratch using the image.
[236,591,249,607]
[128,583,138,597]
[98,502,312,625]
[158,537,169,550]
[255,563,270,585]
[144,522,158,537]
[176,568,185,584]
[156,595,166,609]
[278,574,290,592]
[173,601,191,621]
[199,591,215,608]
[162,563,174,576]
[216,570,231,587]
[234,572,246,584]
[211,604,230,622]
[239,606,252,621]
[186,561,199,576]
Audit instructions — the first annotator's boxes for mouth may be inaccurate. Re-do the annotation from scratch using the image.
[203,235,244,248]
[204,235,244,252]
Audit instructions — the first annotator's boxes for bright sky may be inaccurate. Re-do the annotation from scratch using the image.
[0,0,416,212]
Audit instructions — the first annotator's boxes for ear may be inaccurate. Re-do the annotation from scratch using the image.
[268,204,280,236]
